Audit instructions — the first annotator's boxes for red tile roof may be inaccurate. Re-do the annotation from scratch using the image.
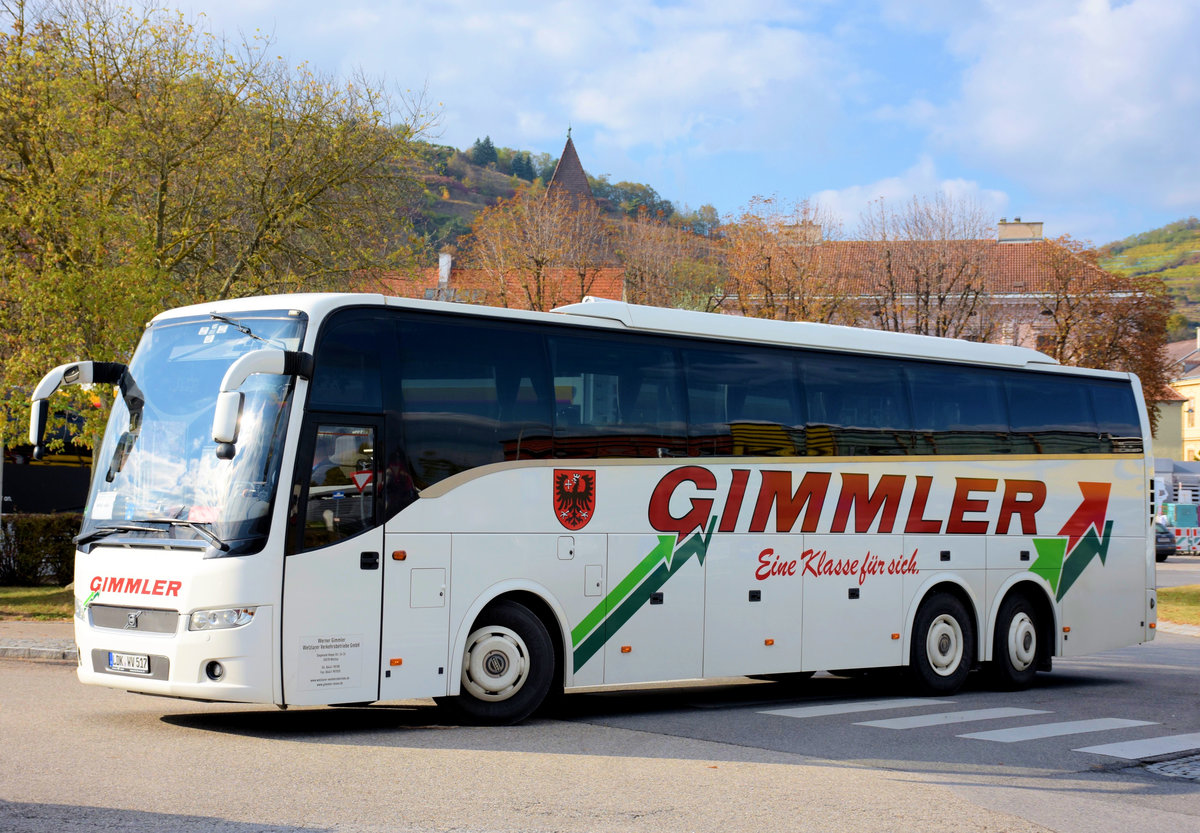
[369,265,624,309]
[364,238,1120,312]
[807,239,1111,295]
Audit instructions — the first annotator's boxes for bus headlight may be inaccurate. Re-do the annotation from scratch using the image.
[189,607,257,631]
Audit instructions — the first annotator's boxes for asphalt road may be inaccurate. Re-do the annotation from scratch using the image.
[1158,555,1200,587]
[0,557,1195,832]
[3,624,1199,833]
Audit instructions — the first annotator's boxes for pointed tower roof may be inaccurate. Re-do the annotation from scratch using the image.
[548,129,593,201]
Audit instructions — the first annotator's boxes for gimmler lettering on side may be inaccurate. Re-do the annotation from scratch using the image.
[32,293,1154,724]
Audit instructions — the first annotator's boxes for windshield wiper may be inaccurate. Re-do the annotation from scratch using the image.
[140,518,230,552]
[74,523,172,546]
[75,519,229,551]
[209,314,285,349]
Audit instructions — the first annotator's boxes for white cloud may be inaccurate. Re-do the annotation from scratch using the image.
[935,0,1200,208]
[185,0,850,153]
[811,155,1009,234]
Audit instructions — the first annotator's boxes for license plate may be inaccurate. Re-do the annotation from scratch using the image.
[107,651,150,674]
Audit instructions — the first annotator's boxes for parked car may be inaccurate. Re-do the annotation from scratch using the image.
[1155,522,1177,562]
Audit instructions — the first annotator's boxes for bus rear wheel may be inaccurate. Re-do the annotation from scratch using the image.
[990,593,1040,690]
[908,592,974,695]
[447,600,554,725]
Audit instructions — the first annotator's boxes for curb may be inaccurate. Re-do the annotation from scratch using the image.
[1157,621,1200,638]
[0,644,78,663]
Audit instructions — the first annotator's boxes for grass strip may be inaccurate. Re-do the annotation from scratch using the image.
[1,583,1198,628]
[1158,584,1200,627]
[0,586,73,620]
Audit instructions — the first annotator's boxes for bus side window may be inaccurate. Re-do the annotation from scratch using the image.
[905,362,1009,454]
[395,317,553,489]
[1089,379,1144,453]
[308,315,383,412]
[800,353,914,455]
[683,345,803,456]
[549,333,686,458]
[1005,373,1099,453]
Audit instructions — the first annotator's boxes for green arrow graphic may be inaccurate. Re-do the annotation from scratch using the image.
[1030,537,1068,596]
[572,517,715,672]
[1030,519,1112,601]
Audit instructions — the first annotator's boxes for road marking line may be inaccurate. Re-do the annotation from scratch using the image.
[856,707,1051,730]
[1074,732,1200,760]
[959,718,1156,743]
[761,698,950,719]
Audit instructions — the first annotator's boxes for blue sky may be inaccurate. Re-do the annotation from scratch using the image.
[185,0,1199,246]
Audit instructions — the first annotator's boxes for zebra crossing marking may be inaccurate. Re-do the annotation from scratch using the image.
[958,717,1156,743]
[1074,732,1200,760]
[758,699,1199,762]
[856,707,1050,730]
[760,698,950,720]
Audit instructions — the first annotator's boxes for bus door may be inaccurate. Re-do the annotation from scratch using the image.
[281,419,385,705]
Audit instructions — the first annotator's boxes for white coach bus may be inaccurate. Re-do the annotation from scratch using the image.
[31,294,1156,724]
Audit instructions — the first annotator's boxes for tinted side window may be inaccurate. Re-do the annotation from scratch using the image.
[1089,379,1144,453]
[396,318,552,489]
[906,362,1010,454]
[1005,373,1098,453]
[800,353,913,455]
[684,345,803,456]
[309,311,385,412]
[549,332,686,458]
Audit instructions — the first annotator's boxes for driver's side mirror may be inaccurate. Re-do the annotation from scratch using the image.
[29,361,126,459]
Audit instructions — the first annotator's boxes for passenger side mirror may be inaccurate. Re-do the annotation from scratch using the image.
[212,390,245,460]
[211,350,312,460]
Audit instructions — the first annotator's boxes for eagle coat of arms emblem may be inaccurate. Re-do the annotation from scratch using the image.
[553,469,596,531]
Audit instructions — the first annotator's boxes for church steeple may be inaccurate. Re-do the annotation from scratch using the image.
[547,130,593,201]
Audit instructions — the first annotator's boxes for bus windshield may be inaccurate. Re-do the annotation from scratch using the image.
[80,311,307,555]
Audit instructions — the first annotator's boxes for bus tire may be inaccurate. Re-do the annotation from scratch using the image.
[990,593,1039,690]
[448,600,554,725]
[908,592,974,695]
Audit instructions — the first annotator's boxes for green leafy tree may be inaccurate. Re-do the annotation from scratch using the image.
[511,151,534,181]
[470,135,497,167]
[1167,311,1195,343]
[0,0,434,448]
[530,152,557,182]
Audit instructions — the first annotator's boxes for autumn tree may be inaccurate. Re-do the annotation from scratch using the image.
[856,194,995,339]
[724,197,856,323]
[464,184,607,311]
[616,212,723,311]
[558,194,613,303]
[1030,235,1172,429]
[0,0,433,447]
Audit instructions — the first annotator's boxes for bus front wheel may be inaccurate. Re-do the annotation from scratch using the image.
[908,592,974,695]
[448,600,554,725]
